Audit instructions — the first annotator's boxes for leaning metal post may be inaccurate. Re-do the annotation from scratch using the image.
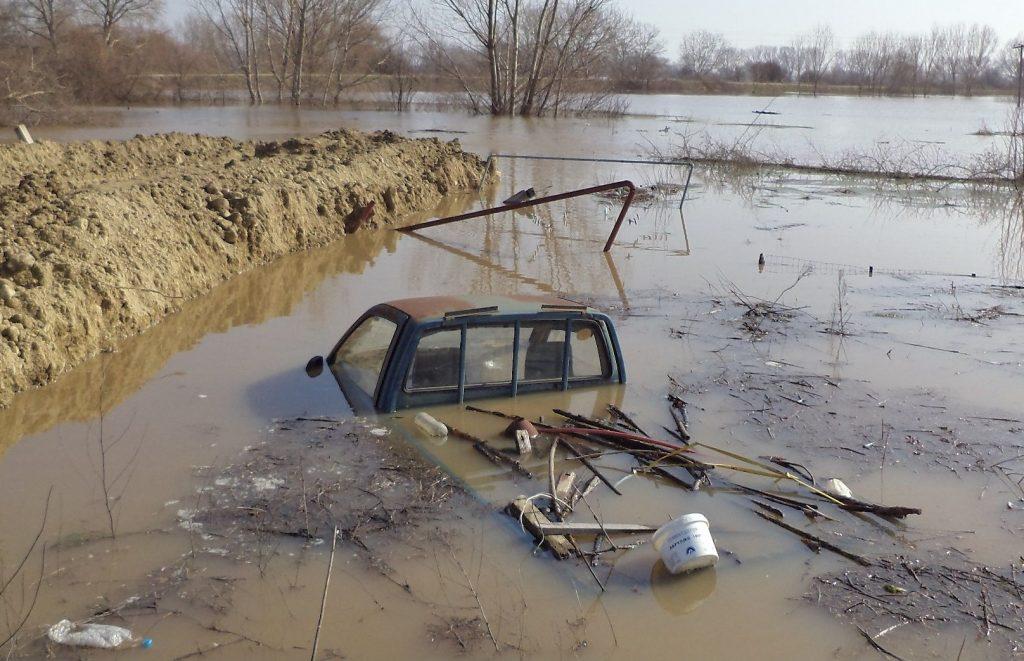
[396,180,637,253]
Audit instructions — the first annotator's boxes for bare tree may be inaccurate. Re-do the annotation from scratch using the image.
[15,0,74,47]
[805,24,834,95]
[996,34,1024,86]
[382,40,418,109]
[670,21,1009,98]
[788,34,807,88]
[898,34,925,96]
[287,0,317,105]
[258,0,293,102]
[746,46,786,84]
[678,30,728,78]
[0,3,61,122]
[195,0,262,104]
[962,23,998,95]
[80,0,161,46]
[430,0,503,113]
[607,13,664,91]
[517,0,558,115]
[920,25,946,96]
[320,0,388,104]
[417,0,623,116]
[938,24,967,94]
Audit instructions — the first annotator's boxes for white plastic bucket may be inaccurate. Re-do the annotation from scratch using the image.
[652,514,719,574]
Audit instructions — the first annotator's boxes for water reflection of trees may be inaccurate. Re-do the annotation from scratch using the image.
[998,194,1024,283]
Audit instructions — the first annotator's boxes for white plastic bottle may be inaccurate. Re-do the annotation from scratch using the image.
[414,412,448,438]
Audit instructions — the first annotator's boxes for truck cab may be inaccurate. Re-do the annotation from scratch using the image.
[307,295,627,413]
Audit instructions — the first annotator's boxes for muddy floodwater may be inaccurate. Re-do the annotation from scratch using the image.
[2,106,1024,659]
[15,92,1019,167]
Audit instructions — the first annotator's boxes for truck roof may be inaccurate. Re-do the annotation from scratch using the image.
[384,294,592,323]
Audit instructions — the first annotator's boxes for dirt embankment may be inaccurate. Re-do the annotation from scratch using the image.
[0,130,483,408]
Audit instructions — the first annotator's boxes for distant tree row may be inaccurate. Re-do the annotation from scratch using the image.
[1,0,1022,123]
[676,24,1023,97]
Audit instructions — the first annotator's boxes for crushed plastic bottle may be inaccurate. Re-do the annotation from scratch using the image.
[48,619,134,649]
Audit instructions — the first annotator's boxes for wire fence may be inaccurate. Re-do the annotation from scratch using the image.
[763,254,981,279]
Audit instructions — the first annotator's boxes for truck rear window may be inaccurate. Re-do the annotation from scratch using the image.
[518,320,609,382]
[405,319,610,392]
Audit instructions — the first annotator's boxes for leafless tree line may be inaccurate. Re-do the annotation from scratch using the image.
[0,0,396,120]
[677,23,1022,97]
[193,0,390,105]
[1,0,668,119]
[3,1,1024,123]
[0,0,195,121]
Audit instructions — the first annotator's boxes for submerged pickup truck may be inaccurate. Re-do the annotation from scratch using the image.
[306,295,626,413]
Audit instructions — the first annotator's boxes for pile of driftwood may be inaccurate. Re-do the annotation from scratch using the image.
[441,397,921,584]
[819,556,1024,653]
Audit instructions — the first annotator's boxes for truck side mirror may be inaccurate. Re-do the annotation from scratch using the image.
[305,355,324,378]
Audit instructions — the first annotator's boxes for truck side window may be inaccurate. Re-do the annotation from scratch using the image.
[406,328,461,391]
[332,316,398,396]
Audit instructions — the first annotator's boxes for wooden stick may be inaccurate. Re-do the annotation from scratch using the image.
[647,464,698,490]
[447,425,534,479]
[466,405,660,453]
[726,480,835,520]
[310,527,339,661]
[561,438,623,495]
[465,404,519,420]
[832,495,922,518]
[535,522,657,535]
[669,405,691,442]
[506,497,572,559]
[569,476,601,510]
[555,472,577,506]
[668,394,690,425]
[447,546,500,651]
[856,626,907,661]
[754,511,872,566]
[548,438,562,518]
[607,404,648,436]
[574,482,620,550]
[567,537,606,592]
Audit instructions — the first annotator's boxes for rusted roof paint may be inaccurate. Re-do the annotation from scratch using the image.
[385,294,588,322]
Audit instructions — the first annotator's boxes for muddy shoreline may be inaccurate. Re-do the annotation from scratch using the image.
[0,130,483,408]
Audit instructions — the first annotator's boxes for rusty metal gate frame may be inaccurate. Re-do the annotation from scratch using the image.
[396,153,694,253]
[398,180,637,252]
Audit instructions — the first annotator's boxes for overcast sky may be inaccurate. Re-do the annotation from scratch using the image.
[163,0,1024,51]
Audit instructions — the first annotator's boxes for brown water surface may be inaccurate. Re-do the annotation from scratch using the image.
[1,114,1023,659]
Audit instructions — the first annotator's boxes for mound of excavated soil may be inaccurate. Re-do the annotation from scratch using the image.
[0,130,483,408]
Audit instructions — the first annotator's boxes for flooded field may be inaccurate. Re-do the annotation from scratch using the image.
[12,92,1018,169]
[2,107,1024,659]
